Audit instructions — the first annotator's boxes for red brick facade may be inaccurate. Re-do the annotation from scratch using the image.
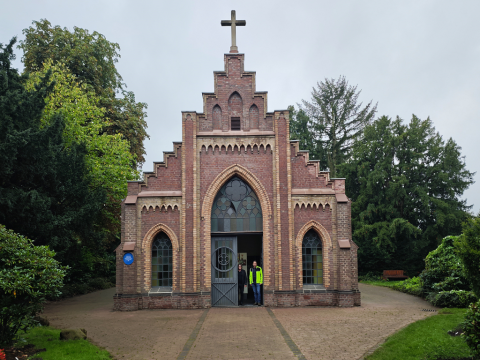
[114,52,360,310]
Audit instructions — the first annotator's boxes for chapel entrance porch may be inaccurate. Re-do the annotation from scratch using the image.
[211,233,263,307]
[238,233,263,306]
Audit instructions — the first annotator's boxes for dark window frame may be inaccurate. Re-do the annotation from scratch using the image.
[151,232,173,287]
[231,117,241,131]
[302,229,323,285]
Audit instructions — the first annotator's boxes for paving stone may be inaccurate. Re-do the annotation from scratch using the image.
[271,283,438,360]
[187,307,295,359]
[43,283,437,359]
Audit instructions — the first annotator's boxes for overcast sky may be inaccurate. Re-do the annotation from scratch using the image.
[2,0,479,213]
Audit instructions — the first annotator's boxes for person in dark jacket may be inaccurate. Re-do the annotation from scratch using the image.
[238,264,247,305]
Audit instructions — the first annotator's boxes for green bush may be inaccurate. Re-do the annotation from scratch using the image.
[427,290,478,308]
[462,300,480,358]
[392,277,424,297]
[63,247,117,286]
[420,236,469,293]
[108,275,116,284]
[367,234,479,309]
[87,277,113,290]
[358,272,383,282]
[0,225,66,347]
[49,277,114,300]
[456,216,480,299]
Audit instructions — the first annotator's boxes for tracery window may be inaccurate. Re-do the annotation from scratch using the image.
[302,230,323,285]
[211,177,262,232]
[151,232,172,287]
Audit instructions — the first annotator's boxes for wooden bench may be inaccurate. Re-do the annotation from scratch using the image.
[383,270,409,281]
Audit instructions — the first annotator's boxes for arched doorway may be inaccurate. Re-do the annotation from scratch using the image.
[210,176,263,306]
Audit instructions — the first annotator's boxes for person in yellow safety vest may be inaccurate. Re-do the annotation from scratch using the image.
[249,261,263,305]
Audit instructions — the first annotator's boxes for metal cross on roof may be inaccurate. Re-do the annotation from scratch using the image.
[221,10,246,53]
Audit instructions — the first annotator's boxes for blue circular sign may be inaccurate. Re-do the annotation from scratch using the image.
[123,252,134,265]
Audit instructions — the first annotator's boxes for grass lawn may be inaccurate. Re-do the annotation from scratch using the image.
[366,308,471,360]
[16,326,112,360]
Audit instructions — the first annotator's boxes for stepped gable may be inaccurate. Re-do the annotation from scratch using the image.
[126,142,182,201]
[290,140,333,190]
[198,53,273,133]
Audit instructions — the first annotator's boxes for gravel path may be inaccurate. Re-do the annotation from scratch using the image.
[42,284,437,359]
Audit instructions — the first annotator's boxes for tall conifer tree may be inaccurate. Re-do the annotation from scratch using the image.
[289,105,327,165]
[298,76,377,177]
[340,115,474,274]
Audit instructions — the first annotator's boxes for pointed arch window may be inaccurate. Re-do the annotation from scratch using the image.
[152,232,172,287]
[211,177,262,232]
[302,230,323,285]
[228,92,243,131]
[249,104,259,129]
[213,105,222,130]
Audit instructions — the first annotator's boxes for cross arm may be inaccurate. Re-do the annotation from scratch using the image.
[221,20,246,26]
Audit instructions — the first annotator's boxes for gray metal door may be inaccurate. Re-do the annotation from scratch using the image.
[211,236,237,307]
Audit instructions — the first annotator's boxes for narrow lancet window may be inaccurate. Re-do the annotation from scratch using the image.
[213,105,222,130]
[249,104,259,129]
[302,230,323,285]
[152,232,172,287]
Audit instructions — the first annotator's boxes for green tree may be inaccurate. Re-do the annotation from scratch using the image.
[456,216,480,298]
[288,105,326,165]
[18,19,149,165]
[25,60,138,211]
[298,76,377,177]
[340,115,474,274]
[0,225,66,347]
[0,38,105,264]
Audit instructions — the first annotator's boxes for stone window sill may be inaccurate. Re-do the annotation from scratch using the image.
[302,285,326,292]
[149,286,173,295]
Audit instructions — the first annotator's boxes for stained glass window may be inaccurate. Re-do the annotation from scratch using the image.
[302,230,323,285]
[151,232,172,287]
[211,177,262,232]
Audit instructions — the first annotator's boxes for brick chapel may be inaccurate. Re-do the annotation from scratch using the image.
[114,11,360,311]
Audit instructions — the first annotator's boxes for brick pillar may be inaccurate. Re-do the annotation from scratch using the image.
[122,204,137,294]
[336,200,350,291]
[339,249,352,291]
[181,112,197,292]
[274,111,292,290]
[116,202,126,294]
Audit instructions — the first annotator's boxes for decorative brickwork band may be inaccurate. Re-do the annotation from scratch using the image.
[295,220,332,288]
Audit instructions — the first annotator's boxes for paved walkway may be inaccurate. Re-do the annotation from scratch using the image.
[42,284,437,360]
